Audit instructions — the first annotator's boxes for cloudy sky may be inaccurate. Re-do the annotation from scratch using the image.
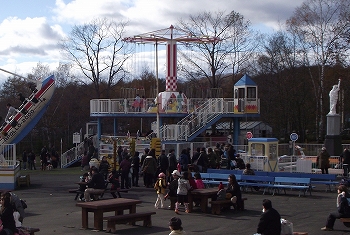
[0,0,305,82]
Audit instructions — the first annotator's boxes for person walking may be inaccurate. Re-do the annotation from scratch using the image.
[28,150,36,170]
[141,151,157,188]
[175,171,192,214]
[158,149,169,175]
[168,149,177,181]
[119,155,131,189]
[22,150,27,170]
[317,147,330,174]
[340,148,350,177]
[131,151,140,187]
[154,172,167,209]
[40,146,48,171]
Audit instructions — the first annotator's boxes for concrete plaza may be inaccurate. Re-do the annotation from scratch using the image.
[11,168,350,235]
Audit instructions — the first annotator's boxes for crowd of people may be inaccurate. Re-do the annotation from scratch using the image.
[19,140,347,234]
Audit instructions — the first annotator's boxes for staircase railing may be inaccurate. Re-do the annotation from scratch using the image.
[160,98,224,141]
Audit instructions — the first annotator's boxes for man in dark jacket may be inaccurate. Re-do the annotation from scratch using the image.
[167,149,177,181]
[158,149,169,175]
[257,199,281,235]
[340,148,350,177]
[131,151,140,187]
[84,166,106,202]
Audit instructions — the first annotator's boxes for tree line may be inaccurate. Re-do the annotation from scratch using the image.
[1,0,350,155]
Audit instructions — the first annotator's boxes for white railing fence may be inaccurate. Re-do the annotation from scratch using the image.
[0,144,18,168]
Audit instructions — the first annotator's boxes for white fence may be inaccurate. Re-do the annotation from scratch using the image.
[0,144,18,168]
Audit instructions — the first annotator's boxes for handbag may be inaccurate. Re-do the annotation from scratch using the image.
[280,218,293,235]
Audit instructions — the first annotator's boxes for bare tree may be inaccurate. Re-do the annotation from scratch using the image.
[286,0,350,140]
[177,11,256,91]
[60,18,132,98]
[257,31,315,141]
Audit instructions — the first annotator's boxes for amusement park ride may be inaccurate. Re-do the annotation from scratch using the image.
[0,68,55,189]
[91,25,260,144]
[87,25,262,171]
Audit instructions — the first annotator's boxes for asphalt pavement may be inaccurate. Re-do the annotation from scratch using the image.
[11,167,350,235]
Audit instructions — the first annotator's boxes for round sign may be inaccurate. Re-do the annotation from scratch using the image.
[290,132,298,141]
[246,132,253,139]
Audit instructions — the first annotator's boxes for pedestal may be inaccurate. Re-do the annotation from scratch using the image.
[326,114,341,135]
[324,135,342,156]
[325,114,342,156]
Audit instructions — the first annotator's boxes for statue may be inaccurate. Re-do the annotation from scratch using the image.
[328,79,341,115]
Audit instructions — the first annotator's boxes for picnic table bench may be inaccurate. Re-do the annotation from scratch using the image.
[104,211,156,233]
[209,197,247,215]
[188,188,221,213]
[18,227,40,235]
[339,217,350,227]
[76,198,142,231]
[69,187,128,200]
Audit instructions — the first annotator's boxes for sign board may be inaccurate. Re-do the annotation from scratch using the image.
[290,132,298,142]
[73,132,81,144]
[246,132,253,139]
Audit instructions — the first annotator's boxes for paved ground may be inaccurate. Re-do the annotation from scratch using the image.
[11,168,350,235]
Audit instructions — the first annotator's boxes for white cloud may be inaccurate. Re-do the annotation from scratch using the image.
[0,0,306,84]
[53,0,305,34]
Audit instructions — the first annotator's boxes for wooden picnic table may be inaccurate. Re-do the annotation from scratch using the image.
[188,188,218,213]
[76,198,142,231]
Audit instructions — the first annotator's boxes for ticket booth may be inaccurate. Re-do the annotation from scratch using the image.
[234,74,259,114]
[247,138,279,172]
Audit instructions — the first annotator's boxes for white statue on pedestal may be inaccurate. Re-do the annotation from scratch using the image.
[328,79,341,115]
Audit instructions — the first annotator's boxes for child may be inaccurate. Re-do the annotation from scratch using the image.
[194,172,205,189]
[79,173,89,201]
[175,171,192,214]
[216,182,226,200]
[154,172,167,209]
[169,217,186,235]
[188,171,197,190]
[108,170,121,198]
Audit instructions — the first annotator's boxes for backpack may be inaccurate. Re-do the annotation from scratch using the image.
[154,179,160,190]
[340,177,350,187]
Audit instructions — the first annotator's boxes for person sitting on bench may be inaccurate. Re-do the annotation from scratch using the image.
[321,185,350,231]
[226,174,242,210]
[84,166,105,202]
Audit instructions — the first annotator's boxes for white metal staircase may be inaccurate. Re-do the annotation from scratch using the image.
[160,98,224,141]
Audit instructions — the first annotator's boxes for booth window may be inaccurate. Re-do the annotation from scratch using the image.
[251,143,265,156]
[269,144,277,161]
[247,87,256,101]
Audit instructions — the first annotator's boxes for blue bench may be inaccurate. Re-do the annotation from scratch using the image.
[206,173,242,186]
[239,175,274,193]
[268,172,300,178]
[254,171,269,176]
[300,173,338,192]
[268,177,312,197]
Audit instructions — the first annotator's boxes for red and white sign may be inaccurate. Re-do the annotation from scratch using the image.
[246,132,253,139]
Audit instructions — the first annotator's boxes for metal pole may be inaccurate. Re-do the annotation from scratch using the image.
[0,67,39,84]
[60,138,62,168]
[155,41,160,138]
[292,141,295,173]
